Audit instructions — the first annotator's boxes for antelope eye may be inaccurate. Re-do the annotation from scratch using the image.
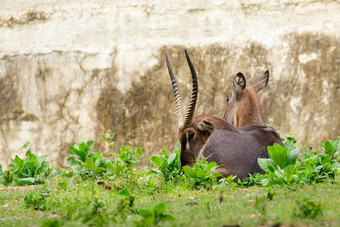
[226,97,230,103]
[188,132,195,141]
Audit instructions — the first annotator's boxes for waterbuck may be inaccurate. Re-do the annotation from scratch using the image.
[223,71,269,127]
[165,51,283,179]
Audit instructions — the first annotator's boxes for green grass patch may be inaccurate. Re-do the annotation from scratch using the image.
[0,135,339,226]
[0,177,339,226]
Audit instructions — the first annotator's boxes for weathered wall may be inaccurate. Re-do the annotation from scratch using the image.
[0,0,339,168]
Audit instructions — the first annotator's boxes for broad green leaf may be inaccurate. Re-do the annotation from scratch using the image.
[159,160,168,179]
[268,143,289,169]
[67,157,80,166]
[183,166,193,178]
[266,179,284,186]
[11,155,24,172]
[36,162,49,175]
[76,149,88,162]
[16,177,35,186]
[161,149,169,157]
[95,167,106,174]
[258,158,269,171]
[167,153,176,165]
[87,141,94,151]
[260,178,270,186]
[288,148,299,166]
[138,209,153,218]
[266,159,276,172]
[0,164,2,176]
[284,165,296,181]
[150,156,163,167]
[313,166,323,173]
[85,157,94,169]
[160,214,175,221]
[322,162,331,170]
[322,140,334,155]
[207,162,217,171]
[153,202,166,216]
[119,188,131,196]
[37,155,48,164]
[27,162,37,177]
[58,181,68,190]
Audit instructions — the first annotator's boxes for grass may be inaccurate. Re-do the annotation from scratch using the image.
[0,169,339,227]
[0,137,339,226]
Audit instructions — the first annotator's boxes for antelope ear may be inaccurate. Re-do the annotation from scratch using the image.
[198,121,214,131]
[233,72,246,93]
[253,70,269,92]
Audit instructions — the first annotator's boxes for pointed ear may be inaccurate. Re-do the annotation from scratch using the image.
[233,72,246,93]
[197,121,214,131]
[253,70,269,92]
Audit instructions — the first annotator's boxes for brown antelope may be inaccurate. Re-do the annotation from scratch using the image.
[223,71,269,127]
[165,50,283,179]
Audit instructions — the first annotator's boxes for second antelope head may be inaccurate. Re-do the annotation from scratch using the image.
[223,71,270,127]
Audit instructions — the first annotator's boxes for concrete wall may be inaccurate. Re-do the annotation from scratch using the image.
[0,0,339,168]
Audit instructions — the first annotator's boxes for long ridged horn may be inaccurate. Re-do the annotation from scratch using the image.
[165,53,184,127]
[183,50,198,128]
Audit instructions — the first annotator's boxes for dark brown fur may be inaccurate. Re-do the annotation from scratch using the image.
[179,115,283,179]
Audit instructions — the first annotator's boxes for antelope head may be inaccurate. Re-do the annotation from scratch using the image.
[223,71,269,127]
[165,51,234,166]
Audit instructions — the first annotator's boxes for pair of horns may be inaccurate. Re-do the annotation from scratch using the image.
[165,50,198,129]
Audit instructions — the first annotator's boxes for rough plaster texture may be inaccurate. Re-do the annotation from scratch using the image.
[0,0,339,168]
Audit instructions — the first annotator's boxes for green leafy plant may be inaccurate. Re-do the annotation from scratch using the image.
[150,149,182,183]
[238,173,265,187]
[113,145,144,173]
[293,199,322,219]
[80,198,114,226]
[67,140,114,180]
[67,140,95,166]
[297,139,340,183]
[57,179,73,191]
[258,136,339,186]
[213,175,237,190]
[56,168,74,178]
[258,143,299,186]
[1,142,53,186]
[0,169,14,186]
[116,194,137,221]
[103,133,116,149]
[183,158,222,189]
[24,191,50,211]
[134,203,175,227]
[320,139,339,159]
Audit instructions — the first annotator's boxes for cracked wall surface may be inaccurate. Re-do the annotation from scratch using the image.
[0,0,339,168]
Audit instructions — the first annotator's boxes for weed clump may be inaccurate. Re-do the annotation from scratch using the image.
[0,142,53,186]
[293,199,323,219]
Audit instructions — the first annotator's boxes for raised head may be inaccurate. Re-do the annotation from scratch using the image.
[223,71,269,127]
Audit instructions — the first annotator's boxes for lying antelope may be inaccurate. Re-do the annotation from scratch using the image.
[223,70,269,127]
[165,51,283,179]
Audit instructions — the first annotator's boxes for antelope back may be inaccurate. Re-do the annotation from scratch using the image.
[198,125,283,179]
[223,71,269,127]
